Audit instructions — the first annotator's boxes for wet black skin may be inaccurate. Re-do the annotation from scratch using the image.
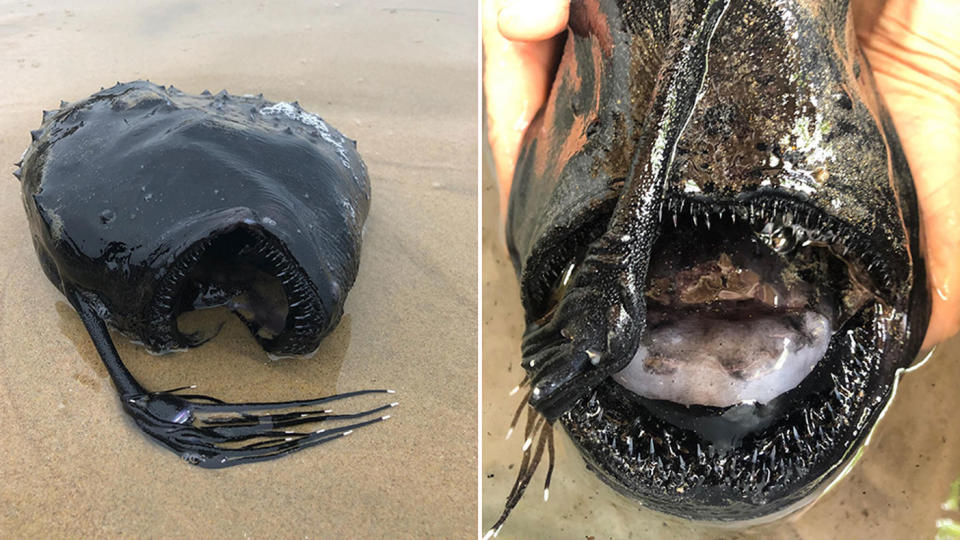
[16,81,395,468]
[506,0,930,521]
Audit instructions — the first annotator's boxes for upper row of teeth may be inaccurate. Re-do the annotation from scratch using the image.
[660,196,813,227]
[656,197,894,291]
[658,197,840,252]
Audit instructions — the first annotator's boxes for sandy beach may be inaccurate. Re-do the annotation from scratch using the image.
[0,1,476,538]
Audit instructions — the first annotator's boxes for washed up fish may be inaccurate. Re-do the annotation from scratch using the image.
[16,81,395,468]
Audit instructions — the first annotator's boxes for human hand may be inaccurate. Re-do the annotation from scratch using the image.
[854,0,960,349]
[482,0,960,350]
[481,0,568,215]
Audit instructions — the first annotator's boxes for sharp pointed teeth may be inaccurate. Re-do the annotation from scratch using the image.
[12,168,22,179]
[30,129,42,141]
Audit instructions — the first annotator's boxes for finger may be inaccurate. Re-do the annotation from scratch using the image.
[856,0,960,349]
[907,111,960,350]
[483,0,566,215]
[498,0,569,42]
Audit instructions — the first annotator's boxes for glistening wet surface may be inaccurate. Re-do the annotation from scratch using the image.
[0,1,476,538]
[481,155,960,539]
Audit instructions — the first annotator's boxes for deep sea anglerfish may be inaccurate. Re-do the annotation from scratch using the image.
[489,0,930,532]
[15,81,396,468]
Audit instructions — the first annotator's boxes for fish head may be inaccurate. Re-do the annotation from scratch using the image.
[507,0,929,521]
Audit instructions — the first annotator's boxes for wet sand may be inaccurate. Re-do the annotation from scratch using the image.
[481,155,960,538]
[0,1,476,538]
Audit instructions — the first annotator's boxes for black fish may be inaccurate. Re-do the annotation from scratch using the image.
[492,0,930,530]
[17,81,395,468]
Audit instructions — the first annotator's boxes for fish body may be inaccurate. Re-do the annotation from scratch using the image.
[506,0,929,521]
[16,81,392,468]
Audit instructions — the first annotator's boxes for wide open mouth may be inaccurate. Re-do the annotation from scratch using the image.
[149,225,327,356]
[610,206,869,409]
[526,192,903,520]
